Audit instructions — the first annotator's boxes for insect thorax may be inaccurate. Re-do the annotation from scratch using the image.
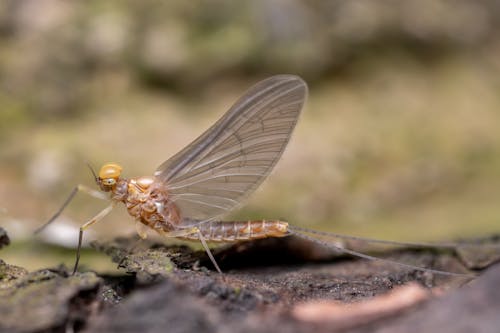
[114,176,180,233]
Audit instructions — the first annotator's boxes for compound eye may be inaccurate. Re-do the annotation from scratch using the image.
[99,163,122,179]
[103,178,116,186]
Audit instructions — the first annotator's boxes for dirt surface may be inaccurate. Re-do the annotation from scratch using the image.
[1,229,499,333]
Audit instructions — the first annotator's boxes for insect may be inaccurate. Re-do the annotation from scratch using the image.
[36,75,477,277]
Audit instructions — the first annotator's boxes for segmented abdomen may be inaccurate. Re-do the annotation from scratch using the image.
[180,220,289,242]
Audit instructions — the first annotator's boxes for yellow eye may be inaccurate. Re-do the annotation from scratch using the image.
[99,163,122,179]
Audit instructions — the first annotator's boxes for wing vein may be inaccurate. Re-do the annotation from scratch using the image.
[154,75,307,222]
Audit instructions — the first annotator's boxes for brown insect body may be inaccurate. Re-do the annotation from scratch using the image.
[123,177,180,233]
[107,173,289,241]
[38,75,475,277]
[179,220,289,242]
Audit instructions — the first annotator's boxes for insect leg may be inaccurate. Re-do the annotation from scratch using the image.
[135,220,149,240]
[72,203,114,275]
[160,227,223,274]
[117,224,149,269]
[35,184,108,234]
[196,229,223,274]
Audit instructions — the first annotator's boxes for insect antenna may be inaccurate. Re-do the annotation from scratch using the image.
[86,161,99,183]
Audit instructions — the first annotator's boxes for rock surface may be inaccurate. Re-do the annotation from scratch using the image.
[1,229,499,333]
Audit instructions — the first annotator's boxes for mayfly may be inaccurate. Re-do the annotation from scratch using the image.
[36,75,476,277]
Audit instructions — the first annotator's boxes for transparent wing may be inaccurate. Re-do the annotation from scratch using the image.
[154,75,307,222]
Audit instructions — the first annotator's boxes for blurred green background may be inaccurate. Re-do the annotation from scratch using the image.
[1,0,500,271]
